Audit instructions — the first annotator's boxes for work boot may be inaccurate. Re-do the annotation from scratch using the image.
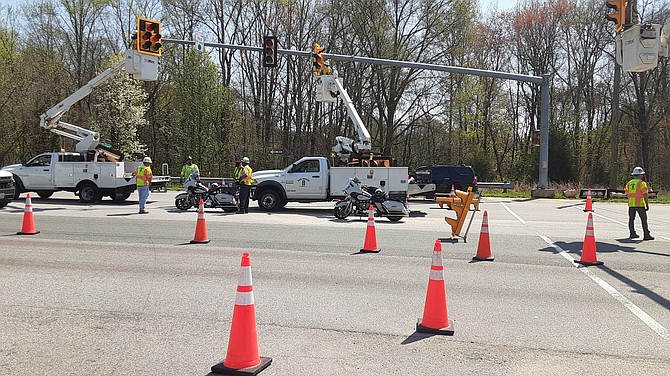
[643,234,655,241]
[629,233,639,239]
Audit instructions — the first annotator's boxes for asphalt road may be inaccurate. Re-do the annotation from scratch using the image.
[1,191,669,375]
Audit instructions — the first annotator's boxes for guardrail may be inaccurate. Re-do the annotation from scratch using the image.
[477,182,514,192]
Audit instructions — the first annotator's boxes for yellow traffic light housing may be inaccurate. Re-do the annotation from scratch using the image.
[606,0,626,32]
[263,36,277,67]
[137,17,162,56]
[312,43,330,75]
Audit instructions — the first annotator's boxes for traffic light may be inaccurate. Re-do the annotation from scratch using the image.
[606,0,626,32]
[263,36,277,67]
[312,43,330,75]
[137,17,162,56]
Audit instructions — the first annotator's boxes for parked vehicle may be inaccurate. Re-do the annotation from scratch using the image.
[252,156,409,212]
[0,170,14,208]
[175,172,238,212]
[334,177,409,221]
[413,165,478,198]
[2,152,140,203]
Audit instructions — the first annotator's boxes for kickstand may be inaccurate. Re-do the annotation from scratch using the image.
[460,209,478,243]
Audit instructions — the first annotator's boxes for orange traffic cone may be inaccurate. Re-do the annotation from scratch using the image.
[575,212,603,266]
[190,199,210,244]
[17,193,39,235]
[473,210,494,261]
[360,204,380,253]
[583,188,593,212]
[211,252,272,375]
[449,184,456,197]
[417,240,454,335]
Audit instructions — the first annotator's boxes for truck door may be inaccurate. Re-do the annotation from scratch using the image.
[285,159,327,199]
[21,154,54,189]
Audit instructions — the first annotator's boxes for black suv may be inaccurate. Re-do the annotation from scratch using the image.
[413,165,477,197]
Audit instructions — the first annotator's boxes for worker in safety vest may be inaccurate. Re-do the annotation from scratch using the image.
[180,156,200,181]
[136,157,153,214]
[236,156,253,214]
[625,166,653,240]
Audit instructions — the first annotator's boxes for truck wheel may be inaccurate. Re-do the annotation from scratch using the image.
[36,191,53,199]
[257,189,283,212]
[78,183,100,203]
[387,216,403,222]
[111,192,131,202]
[0,200,8,208]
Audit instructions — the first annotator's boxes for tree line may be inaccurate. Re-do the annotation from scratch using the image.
[0,0,669,190]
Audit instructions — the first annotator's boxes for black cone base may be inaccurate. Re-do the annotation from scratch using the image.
[190,239,210,244]
[472,256,494,261]
[211,357,272,375]
[416,318,454,336]
[359,248,381,253]
[17,231,40,235]
[574,260,603,266]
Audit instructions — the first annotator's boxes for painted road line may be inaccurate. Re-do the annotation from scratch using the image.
[503,202,669,342]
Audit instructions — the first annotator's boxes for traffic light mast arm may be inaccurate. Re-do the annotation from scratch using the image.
[39,58,127,152]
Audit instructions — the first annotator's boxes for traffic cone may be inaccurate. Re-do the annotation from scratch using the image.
[473,210,494,261]
[190,199,210,244]
[575,212,603,266]
[211,252,272,375]
[417,240,454,335]
[359,204,380,253]
[449,184,456,197]
[583,188,593,212]
[17,193,39,235]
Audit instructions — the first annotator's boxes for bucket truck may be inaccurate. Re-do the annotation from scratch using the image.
[1,49,166,203]
[252,67,410,214]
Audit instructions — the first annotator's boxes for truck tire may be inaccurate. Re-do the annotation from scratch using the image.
[36,191,53,199]
[0,200,8,208]
[257,189,283,212]
[78,183,101,203]
[387,216,403,222]
[111,192,131,202]
[13,176,24,199]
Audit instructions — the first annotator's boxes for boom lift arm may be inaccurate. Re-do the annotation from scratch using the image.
[39,49,158,156]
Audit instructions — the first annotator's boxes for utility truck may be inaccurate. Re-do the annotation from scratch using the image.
[252,68,410,214]
[2,49,162,203]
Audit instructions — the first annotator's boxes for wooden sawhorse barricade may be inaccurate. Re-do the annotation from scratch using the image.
[444,187,479,242]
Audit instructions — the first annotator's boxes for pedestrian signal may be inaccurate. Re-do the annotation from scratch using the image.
[137,17,162,56]
[263,36,277,67]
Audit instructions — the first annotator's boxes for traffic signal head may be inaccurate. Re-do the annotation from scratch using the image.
[263,36,277,67]
[312,43,330,75]
[137,17,162,56]
[606,0,626,32]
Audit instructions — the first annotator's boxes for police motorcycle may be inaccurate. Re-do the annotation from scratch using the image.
[174,172,238,212]
[333,177,409,222]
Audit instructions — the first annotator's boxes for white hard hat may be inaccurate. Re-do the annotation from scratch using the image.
[631,166,645,175]
[241,157,250,163]
[143,157,153,164]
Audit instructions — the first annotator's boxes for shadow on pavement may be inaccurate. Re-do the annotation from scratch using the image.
[541,240,669,258]
[599,265,670,310]
[400,331,435,345]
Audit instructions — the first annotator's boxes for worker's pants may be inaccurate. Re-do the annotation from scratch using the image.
[239,184,251,213]
[138,186,150,211]
[628,207,650,236]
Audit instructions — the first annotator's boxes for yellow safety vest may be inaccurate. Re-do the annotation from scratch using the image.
[241,165,253,185]
[181,163,199,179]
[233,166,243,183]
[625,178,648,207]
[136,165,153,187]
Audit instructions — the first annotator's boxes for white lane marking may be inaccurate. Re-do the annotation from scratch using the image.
[503,202,669,342]
[540,235,670,342]
[500,202,526,225]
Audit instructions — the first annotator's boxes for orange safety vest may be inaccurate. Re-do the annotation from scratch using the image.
[625,178,648,207]
[136,165,153,187]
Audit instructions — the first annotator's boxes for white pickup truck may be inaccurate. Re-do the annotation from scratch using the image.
[2,152,141,203]
[252,156,409,211]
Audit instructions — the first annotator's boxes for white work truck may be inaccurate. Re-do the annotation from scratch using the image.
[2,152,140,202]
[252,156,409,211]
[2,48,161,203]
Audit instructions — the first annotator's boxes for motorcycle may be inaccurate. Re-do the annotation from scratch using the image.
[334,177,410,221]
[174,172,238,212]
